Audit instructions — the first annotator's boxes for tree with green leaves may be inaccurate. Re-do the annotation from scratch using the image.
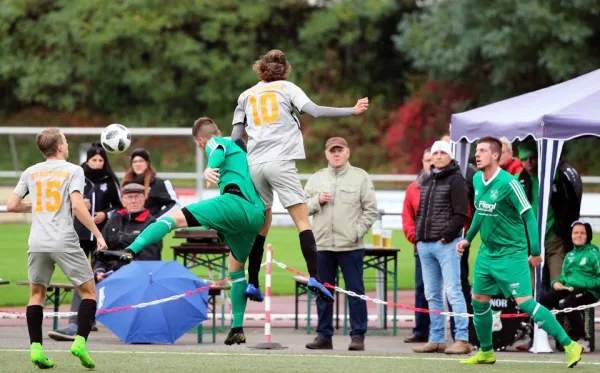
[395,0,600,104]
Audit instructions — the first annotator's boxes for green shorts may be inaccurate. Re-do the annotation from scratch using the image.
[472,249,533,299]
[181,193,265,263]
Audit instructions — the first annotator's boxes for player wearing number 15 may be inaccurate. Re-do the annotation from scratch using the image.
[456,137,583,368]
[7,128,107,369]
[231,49,369,304]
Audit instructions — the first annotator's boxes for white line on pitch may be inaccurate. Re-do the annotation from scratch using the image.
[0,349,598,365]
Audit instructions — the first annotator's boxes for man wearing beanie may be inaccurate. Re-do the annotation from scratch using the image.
[413,140,471,354]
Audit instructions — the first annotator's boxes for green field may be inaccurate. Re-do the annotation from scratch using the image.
[5,223,593,308]
[0,349,598,373]
[0,223,425,307]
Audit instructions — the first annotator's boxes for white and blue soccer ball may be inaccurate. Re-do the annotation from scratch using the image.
[101,124,131,154]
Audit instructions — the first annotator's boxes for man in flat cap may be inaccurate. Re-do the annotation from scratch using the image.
[50,183,162,341]
[303,136,378,351]
[92,183,162,280]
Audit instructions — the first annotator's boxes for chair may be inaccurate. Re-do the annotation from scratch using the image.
[554,299,595,352]
[293,275,314,333]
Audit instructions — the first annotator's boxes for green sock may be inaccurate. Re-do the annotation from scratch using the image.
[229,270,248,329]
[472,299,493,352]
[128,217,175,254]
[519,299,572,347]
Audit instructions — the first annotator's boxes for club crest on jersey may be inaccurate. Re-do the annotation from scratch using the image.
[490,189,498,200]
[580,257,588,266]
[478,200,497,212]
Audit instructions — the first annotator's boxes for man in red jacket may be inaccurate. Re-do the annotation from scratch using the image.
[499,137,523,175]
[402,147,431,343]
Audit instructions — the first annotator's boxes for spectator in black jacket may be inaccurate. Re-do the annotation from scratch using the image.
[515,141,583,290]
[413,140,470,355]
[93,183,162,281]
[121,148,181,218]
[74,143,122,253]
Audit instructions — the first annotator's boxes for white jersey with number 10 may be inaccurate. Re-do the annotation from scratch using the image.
[232,80,311,166]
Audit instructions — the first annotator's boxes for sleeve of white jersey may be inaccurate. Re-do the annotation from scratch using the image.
[13,170,29,197]
[232,101,246,125]
[285,82,311,112]
[68,167,85,195]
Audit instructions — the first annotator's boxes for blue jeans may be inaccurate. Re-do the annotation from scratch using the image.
[316,250,368,340]
[417,238,468,344]
[413,254,430,338]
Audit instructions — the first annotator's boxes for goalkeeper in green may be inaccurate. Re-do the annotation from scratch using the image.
[456,136,583,368]
[119,117,265,346]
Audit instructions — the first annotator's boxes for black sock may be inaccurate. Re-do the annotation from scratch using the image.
[299,230,319,280]
[248,235,266,287]
[231,326,243,333]
[76,299,97,340]
[26,305,44,345]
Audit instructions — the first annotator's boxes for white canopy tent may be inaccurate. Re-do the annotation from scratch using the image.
[450,68,600,353]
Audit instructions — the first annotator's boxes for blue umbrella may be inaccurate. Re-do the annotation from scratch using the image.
[96,261,209,344]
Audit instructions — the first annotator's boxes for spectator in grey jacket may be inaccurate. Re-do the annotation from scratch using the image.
[303,137,378,352]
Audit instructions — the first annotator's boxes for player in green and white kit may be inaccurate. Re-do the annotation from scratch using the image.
[120,117,265,345]
[456,137,583,368]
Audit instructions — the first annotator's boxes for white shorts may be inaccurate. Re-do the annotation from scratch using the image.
[28,250,93,288]
[249,160,306,209]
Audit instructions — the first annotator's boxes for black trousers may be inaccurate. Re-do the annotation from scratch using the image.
[539,289,597,340]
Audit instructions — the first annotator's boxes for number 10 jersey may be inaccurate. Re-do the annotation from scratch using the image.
[232,80,311,166]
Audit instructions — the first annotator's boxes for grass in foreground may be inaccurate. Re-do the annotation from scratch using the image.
[0,349,598,373]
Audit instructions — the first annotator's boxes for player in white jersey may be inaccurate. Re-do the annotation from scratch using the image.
[230,49,369,303]
[7,128,107,369]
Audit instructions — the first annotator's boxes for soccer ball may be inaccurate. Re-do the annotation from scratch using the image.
[101,124,131,154]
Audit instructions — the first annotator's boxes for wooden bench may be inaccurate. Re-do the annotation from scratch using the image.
[16,281,75,331]
[197,284,231,344]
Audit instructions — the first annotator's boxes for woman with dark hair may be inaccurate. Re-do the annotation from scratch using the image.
[74,143,122,252]
[540,221,600,350]
[49,142,121,341]
[121,148,180,218]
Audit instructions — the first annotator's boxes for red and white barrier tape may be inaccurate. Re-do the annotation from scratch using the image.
[270,259,600,319]
[0,278,230,319]
[2,253,599,321]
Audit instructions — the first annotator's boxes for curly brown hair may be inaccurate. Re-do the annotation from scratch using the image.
[252,49,291,82]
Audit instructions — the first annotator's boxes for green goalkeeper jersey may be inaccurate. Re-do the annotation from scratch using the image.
[473,167,533,257]
[205,136,264,210]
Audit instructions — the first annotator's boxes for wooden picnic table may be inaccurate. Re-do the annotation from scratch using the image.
[171,228,231,342]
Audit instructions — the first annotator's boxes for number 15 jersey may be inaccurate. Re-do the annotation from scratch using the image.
[232,80,311,166]
[13,160,85,253]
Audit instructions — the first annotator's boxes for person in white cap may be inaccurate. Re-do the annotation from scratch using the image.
[413,140,471,354]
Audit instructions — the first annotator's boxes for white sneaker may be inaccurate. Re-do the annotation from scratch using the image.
[577,338,590,353]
